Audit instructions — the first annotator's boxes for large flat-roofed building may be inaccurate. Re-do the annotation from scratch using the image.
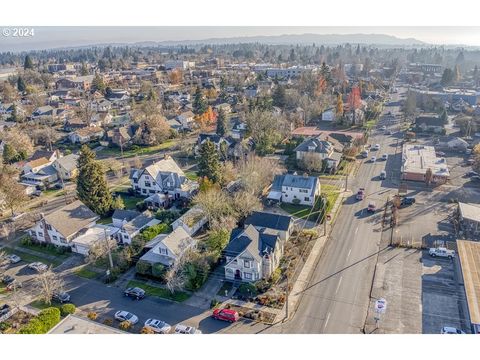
[457,240,480,334]
[401,144,449,184]
[48,314,125,334]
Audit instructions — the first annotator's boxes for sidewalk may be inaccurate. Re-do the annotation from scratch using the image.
[275,189,351,323]
[184,266,226,309]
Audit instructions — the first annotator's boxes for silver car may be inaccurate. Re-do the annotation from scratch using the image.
[144,318,172,334]
[114,310,139,324]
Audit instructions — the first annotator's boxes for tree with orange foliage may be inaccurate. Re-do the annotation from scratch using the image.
[347,86,362,111]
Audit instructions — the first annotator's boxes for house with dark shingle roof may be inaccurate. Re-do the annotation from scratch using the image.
[294,136,343,171]
[267,173,321,206]
[224,224,283,282]
[244,211,294,242]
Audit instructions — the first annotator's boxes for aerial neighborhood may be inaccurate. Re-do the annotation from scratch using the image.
[1,37,480,336]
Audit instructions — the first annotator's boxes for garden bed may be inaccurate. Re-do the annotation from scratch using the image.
[223,303,277,324]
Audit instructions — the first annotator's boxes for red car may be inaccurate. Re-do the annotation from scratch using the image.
[212,308,240,323]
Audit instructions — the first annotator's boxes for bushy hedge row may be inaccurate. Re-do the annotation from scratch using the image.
[19,307,61,334]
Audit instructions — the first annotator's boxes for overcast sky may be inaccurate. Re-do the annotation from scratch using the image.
[2,27,480,52]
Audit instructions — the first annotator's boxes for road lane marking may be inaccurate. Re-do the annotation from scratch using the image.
[324,312,331,330]
[347,248,352,260]
[335,276,343,294]
[354,227,359,235]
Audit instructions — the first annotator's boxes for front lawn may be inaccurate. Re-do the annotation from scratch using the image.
[127,280,189,302]
[74,266,100,279]
[280,203,313,219]
[98,140,177,158]
[29,300,61,311]
[322,184,341,214]
[217,281,234,296]
[2,247,62,268]
[121,194,145,210]
[18,242,71,262]
[185,171,199,181]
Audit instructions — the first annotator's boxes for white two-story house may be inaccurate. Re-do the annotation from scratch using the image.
[267,173,321,207]
[130,156,198,199]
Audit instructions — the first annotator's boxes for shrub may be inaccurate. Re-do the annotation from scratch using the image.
[136,201,148,212]
[152,263,166,278]
[135,260,152,276]
[103,318,114,326]
[37,307,61,331]
[238,283,258,298]
[119,320,132,331]
[20,235,33,246]
[140,223,169,241]
[155,209,180,225]
[292,198,301,205]
[60,303,76,317]
[269,268,282,284]
[0,321,12,332]
[87,312,98,321]
[210,299,221,309]
[140,326,155,334]
[18,318,44,334]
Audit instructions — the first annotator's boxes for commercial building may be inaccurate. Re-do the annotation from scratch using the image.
[401,144,449,184]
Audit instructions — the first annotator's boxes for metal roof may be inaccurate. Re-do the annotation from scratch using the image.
[457,240,480,325]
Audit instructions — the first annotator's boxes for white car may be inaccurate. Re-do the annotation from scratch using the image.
[114,310,139,325]
[144,318,172,334]
[370,156,377,163]
[174,324,202,334]
[372,144,380,151]
[429,247,455,259]
[441,326,465,334]
[28,262,48,272]
[381,154,388,161]
[7,254,21,264]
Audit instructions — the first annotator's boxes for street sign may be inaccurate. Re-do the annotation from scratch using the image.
[375,298,387,314]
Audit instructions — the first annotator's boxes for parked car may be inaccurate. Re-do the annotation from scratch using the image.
[370,156,377,163]
[384,130,392,135]
[401,197,416,206]
[174,324,202,334]
[124,287,146,300]
[367,202,377,212]
[441,326,465,334]
[379,171,386,180]
[465,170,479,177]
[28,262,48,272]
[2,275,15,285]
[114,310,139,324]
[360,150,369,158]
[0,304,11,317]
[212,308,240,323]
[6,254,21,264]
[380,125,386,131]
[381,154,388,161]
[372,144,380,151]
[6,280,22,291]
[356,188,365,200]
[52,291,71,303]
[467,158,475,165]
[429,247,455,259]
[435,151,446,157]
[144,319,171,334]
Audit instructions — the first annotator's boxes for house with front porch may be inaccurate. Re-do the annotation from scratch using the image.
[267,173,321,206]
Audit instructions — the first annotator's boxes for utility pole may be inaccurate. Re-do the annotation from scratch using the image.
[285,272,289,322]
[104,228,114,271]
[345,173,348,192]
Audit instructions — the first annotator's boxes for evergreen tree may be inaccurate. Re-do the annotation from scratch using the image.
[216,108,228,137]
[92,74,106,93]
[441,68,455,86]
[23,55,33,70]
[80,62,89,76]
[8,103,19,122]
[17,77,26,92]
[111,195,125,210]
[197,140,221,183]
[272,85,286,108]
[193,86,207,115]
[2,144,17,164]
[440,108,448,124]
[76,145,113,216]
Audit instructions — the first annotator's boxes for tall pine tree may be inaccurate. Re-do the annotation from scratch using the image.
[23,55,33,70]
[17,77,26,92]
[197,140,221,183]
[193,86,207,115]
[272,85,286,108]
[216,108,228,136]
[76,145,113,216]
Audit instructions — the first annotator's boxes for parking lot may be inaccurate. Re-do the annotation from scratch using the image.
[422,252,469,333]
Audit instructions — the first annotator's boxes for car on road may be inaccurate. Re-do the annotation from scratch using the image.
[401,197,416,206]
[6,254,21,264]
[124,287,146,300]
[467,158,476,165]
[381,154,388,161]
[28,262,48,273]
[370,156,377,163]
[0,304,11,317]
[174,324,202,334]
[436,151,446,157]
[144,318,172,334]
[441,326,465,334]
[429,247,455,259]
[356,188,365,200]
[2,275,15,285]
[379,171,386,180]
[367,202,377,212]
[114,310,139,325]
[384,130,392,135]
[465,170,479,177]
[52,291,71,303]
[380,125,386,131]
[360,150,369,158]
[371,144,380,151]
[212,308,240,323]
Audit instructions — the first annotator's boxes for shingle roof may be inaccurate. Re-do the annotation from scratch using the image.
[112,209,141,223]
[55,154,79,172]
[244,211,292,232]
[154,227,193,257]
[294,137,333,154]
[43,200,99,239]
[224,225,279,263]
[282,174,318,191]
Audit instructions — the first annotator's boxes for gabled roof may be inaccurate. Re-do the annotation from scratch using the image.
[42,200,99,239]
[55,154,79,172]
[244,211,293,232]
[294,137,333,154]
[155,227,193,257]
[112,209,141,223]
[282,173,318,191]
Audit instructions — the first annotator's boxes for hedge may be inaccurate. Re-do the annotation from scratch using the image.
[60,304,76,317]
[19,307,61,334]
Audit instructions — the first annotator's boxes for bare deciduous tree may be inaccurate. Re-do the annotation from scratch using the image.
[232,191,262,220]
[164,239,196,293]
[301,152,323,172]
[87,237,118,266]
[193,188,234,225]
[236,153,282,196]
[33,267,65,305]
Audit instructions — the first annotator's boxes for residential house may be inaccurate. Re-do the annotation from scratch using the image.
[144,193,173,210]
[64,118,87,132]
[244,85,260,98]
[107,126,133,148]
[53,154,79,181]
[176,111,195,130]
[28,200,100,250]
[294,137,342,170]
[214,103,232,114]
[69,127,105,144]
[55,76,94,91]
[111,209,160,245]
[321,107,336,122]
[224,225,283,282]
[267,173,321,206]
[244,211,294,242]
[139,227,195,267]
[415,114,445,134]
[90,112,113,127]
[31,105,55,120]
[171,205,207,236]
[130,156,198,199]
[457,202,480,236]
[71,225,119,256]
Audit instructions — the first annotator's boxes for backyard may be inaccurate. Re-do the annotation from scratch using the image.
[97,140,178,158]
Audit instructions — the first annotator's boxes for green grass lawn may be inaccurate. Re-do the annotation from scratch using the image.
[98,140,177,158]
[127,280,189,302]
[185,171,199,181]
[3,247,62,268]
[97,216,113,225]
[121,195,144,210]
[74,266,99,279]
[29,299,64,311]
[18,242,71,261]
[322,184,341,214]
[280,203,313,219]
[217,281,233,296]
